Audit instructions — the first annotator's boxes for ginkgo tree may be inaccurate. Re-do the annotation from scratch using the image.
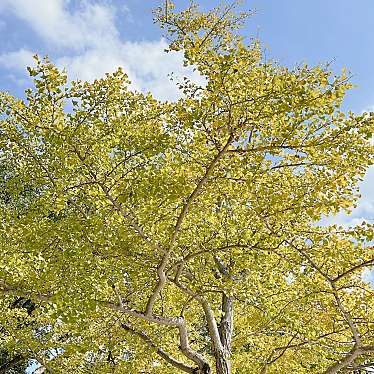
[0,1,373,373]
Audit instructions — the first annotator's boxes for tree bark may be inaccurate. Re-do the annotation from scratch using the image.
[215,294,234,374]
[215,351,231,374]
[195,363,212,374]
[324,345,374,374]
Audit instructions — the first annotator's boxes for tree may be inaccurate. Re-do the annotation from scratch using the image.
[0,348,29,374]
[0,161,37,373]
[0,1,373,373]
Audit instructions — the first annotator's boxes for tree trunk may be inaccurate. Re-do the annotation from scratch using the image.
[215,350,231,374]
[197,363,212,373]
[215,294,234,374]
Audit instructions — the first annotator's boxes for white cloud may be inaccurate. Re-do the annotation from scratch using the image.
[0,0,204,101]
[0,48,35,70]
[56,38,203,101]
[0,0,118,50]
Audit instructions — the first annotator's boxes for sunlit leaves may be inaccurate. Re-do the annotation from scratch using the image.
[0,2,373,373]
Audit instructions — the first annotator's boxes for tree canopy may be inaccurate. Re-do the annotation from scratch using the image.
[0,1,373,373]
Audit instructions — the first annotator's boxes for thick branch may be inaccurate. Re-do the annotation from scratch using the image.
[0,283,210,371]
[171,134,234,247]
[98,301,210,369]
[121,323,195,373]
[145,134,234,316]
[145,254,168,316]
[170,277,223,354]
[0,282,50,302]
[324,345,374,374]
[285,239,331,281]
[332,258,374,283]
[331,284,361,347]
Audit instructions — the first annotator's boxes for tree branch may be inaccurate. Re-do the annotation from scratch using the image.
[121,322,195,373]
[170,276,223,355]
[171,133,234,247]
[332,257,374,283]
[145,134,234,317]
[324,345,374,374]
[0,282,210,372]
[282,238,373,373]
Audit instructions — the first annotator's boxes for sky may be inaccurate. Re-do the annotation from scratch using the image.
[0,1,372,233]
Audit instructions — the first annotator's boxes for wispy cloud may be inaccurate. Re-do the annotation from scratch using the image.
[0,0,203,101]
[0,0,118,50]
[0,48,34,70]
[56,38,201,101]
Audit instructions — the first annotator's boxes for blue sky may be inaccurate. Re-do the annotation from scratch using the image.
[0,0,373,229]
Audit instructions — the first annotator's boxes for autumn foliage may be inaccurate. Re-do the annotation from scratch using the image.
[0,1,373,373]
